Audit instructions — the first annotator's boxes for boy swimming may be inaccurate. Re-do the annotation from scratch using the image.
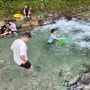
[48,29,61,44]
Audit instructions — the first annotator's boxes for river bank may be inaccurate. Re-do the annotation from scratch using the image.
[0,6,90,35]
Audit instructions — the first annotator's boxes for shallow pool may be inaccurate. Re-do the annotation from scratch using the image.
[0,18,90,90]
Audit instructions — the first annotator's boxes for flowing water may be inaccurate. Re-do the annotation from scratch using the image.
[0,18,90,90]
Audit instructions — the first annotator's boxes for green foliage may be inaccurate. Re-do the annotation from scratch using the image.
[0,0,90,18]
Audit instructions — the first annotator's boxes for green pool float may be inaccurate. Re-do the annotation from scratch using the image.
[55,35,70,45]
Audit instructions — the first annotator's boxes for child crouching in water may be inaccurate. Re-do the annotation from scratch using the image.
[48,29,61,44]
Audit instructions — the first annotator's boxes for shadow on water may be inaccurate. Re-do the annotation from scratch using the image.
[0,19,90,90]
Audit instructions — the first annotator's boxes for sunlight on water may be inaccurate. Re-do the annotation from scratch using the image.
[0,18,90,90]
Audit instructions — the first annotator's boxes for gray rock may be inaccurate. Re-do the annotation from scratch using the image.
[81,72,90,85]
[53,12,58,18]
[48,14,53,17]
[31,15,37,21]
[66,73,90,90]
[30,21,39,26]
[23,17,31,21]
[22,23,30,28]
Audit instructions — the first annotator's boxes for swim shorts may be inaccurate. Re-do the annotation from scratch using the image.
[20,61,31,69]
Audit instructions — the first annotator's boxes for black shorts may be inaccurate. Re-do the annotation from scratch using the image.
[25,11,28,16]
[20,61,31,69]
[11,31,17,34]
[48,42,54,44]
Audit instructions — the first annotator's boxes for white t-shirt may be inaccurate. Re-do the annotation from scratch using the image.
[11,39,28,65]
[10,23,17,31]
[48,34,57,43]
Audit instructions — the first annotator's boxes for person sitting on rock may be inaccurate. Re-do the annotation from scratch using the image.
[23,4,32,17]
[0,24,11,37]
[9,21,18,36]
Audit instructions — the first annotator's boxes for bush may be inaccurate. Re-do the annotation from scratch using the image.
[0,0,90,18]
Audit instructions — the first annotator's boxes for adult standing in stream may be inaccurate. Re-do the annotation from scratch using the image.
[10,32,34,73]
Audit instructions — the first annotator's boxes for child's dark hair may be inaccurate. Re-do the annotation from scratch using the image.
[23,32,31,38]
[8,20,13,24]
[51,29,56,33]
[24,4,29,8]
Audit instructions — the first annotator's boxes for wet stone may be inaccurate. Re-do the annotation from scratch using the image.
[23,17,31,21]
[81,72,90,85]
[48,14,53,17]
[35,65,41,72]
[58,71,63,77]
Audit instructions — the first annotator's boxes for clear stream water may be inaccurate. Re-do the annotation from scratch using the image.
[0,18,90,90]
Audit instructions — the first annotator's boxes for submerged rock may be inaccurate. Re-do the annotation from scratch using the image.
[66,73,90,90]
[81,72,90,85]
[62,75,80,87]
[35,65,41,72]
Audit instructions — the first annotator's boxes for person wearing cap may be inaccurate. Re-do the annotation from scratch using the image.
[10,32,34,73]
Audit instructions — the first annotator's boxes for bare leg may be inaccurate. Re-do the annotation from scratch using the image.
[27,12,31,17]
[9,31,11,35]
[23,11,26,17]
[21,67,25,76]
[1,34,5,37]
[29,65,34,74]
[13,32,18,36]
[1,34,3,37]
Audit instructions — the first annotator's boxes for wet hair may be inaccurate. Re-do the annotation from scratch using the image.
[23,32,31,38]
[51,29,56,33]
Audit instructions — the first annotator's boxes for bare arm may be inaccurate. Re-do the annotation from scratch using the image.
[20,55,27,64]
[23,8,26,14]
[10,48,13,52]
[55,38,61,40]
[29,7,32,11]
[57,34,63,36]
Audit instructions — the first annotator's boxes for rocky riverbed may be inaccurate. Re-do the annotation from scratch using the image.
[0,6,90,90]
[66,72,90,90]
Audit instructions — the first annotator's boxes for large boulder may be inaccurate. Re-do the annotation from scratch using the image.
[31,14,37,21]
[30,21,39,26]
[81,72,90,85]
[67,73,90,90]
[15,19,23,28]
[21,23,30,28]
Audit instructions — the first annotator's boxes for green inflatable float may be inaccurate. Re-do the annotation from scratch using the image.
[55,35,70,45]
